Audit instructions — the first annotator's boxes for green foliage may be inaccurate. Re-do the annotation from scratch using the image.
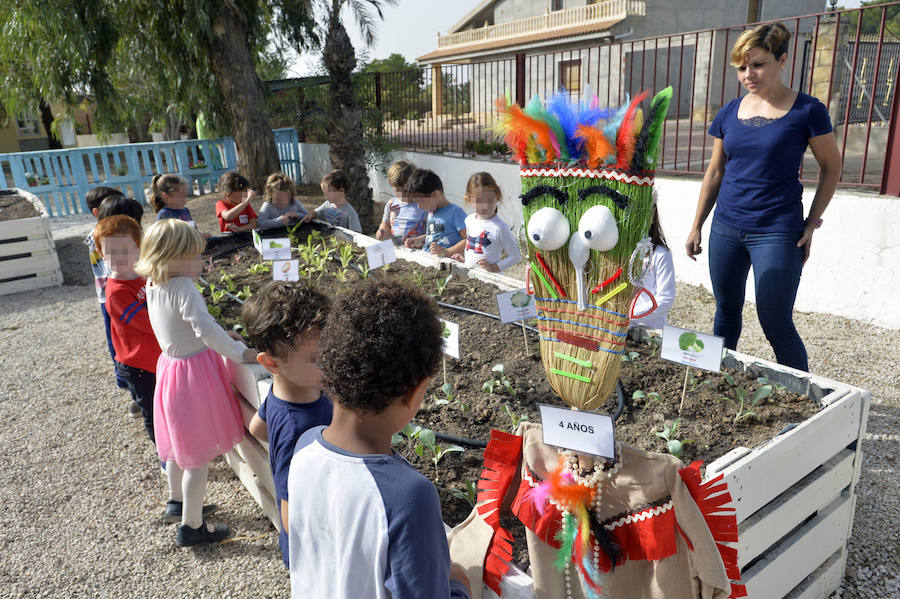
[464,139,509,155]
[432,382,470,413]
[482,364,516,396]
[718,385,773,425]
[219,270,237,294]
[248,262,271,275]
[632,389,662,411]
[653,418,694,457]
[434,273,452,298]
[620,351,640,363]
[207,304,222,318]
[334,268,349,283]
[358,260,370,279]
[338,242,354,269]
[500,403,529,433]
[235,285,253,301]
[207,283,227,304]
[451,480,478,507]
[840,2,900,37]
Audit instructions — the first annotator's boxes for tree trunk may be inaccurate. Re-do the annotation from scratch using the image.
[205,0,279,192]
[39,99,62,149]
[322,11,374,232]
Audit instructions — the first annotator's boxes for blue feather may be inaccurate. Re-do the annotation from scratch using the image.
[548,91,613,161]
[602,94,631,149]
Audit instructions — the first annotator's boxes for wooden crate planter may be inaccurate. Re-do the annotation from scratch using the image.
[221,227,869,599]
[0,189,63,296]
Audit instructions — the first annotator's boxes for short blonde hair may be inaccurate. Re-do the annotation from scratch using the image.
[386,160,416,188]
[135,219,204,285]
[264,173,296,201]
[730,22,790,66]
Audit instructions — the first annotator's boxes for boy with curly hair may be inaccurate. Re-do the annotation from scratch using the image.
[242,281,333,567]
[287,279,471,599]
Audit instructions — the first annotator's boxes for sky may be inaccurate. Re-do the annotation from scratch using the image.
[286,0,866,76]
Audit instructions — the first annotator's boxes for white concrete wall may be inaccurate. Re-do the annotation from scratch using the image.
[299,143,900,329]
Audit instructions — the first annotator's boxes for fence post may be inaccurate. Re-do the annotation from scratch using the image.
[515,53,526,107]
[431,64,444,116]
[375,73,382,109]
[880,52,900,195]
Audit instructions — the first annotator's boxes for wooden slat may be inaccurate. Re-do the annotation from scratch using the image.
[222,450,280,531]
[0,272,62,296]
[737,449,854,568]
[0,253,59,278]
[0,217,46,240]
[741,493,853,599]
[714,391,862,522]
[784,549,846,599]
[232,435,276,499]
[0,238,52,258]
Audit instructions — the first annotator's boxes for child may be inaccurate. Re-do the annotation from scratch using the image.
[83,186,136,394]
[151,174,192,223]
[287,279,471,598]
[93,215,160,445]
[375,160,426,243]
[301,169,362,232]
[135,219,257,545]
[629,200,675,331]
[215,171,258,233]
[257,173,307,230]
[458,172,521,273]
[404,169,467,258]
[242,281,332,567]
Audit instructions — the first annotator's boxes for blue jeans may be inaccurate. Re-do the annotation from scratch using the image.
[101,303,129,388]
[708,218,808,371]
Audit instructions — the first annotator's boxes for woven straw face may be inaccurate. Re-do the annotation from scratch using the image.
[522,167,654,411]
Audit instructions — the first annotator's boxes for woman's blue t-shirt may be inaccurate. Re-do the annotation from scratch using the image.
[709,92,832,233]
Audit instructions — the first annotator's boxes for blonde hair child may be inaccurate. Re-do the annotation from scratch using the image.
[135,219,257,546]
[457,172,521,273]
[257,173,308,229]
[375,160,426,242]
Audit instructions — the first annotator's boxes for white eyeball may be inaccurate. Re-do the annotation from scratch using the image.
[526,207,570,251]
[577,205,619,251]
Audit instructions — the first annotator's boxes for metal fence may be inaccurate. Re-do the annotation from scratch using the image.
[0,128,301,217]
[282,3,900,192]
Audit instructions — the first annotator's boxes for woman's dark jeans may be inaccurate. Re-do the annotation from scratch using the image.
[708,218,808,371]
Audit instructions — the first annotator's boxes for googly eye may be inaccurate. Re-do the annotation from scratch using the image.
[526,207,570,251]
[577,205,619,251]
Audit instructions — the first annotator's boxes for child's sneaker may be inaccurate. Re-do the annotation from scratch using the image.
[176,521,230,547]
[128,401,141,418]
[163,500,219,523]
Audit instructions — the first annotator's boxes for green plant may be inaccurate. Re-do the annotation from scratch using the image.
[194,281,206,294]
[415,430,464,477]
[248,262,271,275]
[482,364,516,396]
[207,304,222,318]
[358,260,370,279]
[653,418,694,457]
[687,372,716,393]
[500,403,529,433]
[208,284,227,304]
[718,385,773,424]
[632,389,662,411]
[411,267,425,288]
[756,376,786,393]
[451,480,478,507]
[235,285,252,301]
[338,243,354,269]
[219,270,237,293]
[334,268,350,283]
[391,422,425,446]
[434,273,453,298]
[648,336,662,357]
[620,351,640,363]
[433,382,470,413]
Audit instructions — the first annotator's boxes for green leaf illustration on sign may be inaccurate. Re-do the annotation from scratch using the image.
[678,332,705,352]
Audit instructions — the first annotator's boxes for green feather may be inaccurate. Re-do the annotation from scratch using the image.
[644,86,673,167]
[554,513,578,570]
[525,94,570,161]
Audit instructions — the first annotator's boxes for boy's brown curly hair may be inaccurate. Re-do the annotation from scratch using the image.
[320,279,443,414]
[241,282,331,358]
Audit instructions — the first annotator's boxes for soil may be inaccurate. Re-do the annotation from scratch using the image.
[0,192,41,221]
[203,223,822,566]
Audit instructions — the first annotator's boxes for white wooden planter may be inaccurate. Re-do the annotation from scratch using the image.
[0,189,63,296]
[221,226,869,599]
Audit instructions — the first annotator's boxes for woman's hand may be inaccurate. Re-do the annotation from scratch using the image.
[685,228,703,260]
[797,222,816,266]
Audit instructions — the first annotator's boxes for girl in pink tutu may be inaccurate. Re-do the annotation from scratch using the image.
[136,219,257,546]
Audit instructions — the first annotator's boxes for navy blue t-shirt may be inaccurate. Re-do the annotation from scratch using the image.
[709,92,832,233]
[156,207,194,222]
[258,387,333,566]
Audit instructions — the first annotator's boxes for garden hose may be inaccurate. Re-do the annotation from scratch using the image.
[435,301,539,334]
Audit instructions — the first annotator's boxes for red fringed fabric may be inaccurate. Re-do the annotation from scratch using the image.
[678,461,748,599]
[607,505,678,567]
[477,430,523,596]
[511,475,563,547]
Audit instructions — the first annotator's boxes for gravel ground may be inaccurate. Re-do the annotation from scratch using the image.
[0,213,896,598]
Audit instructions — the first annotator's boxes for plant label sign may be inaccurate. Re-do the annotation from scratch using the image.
[365,239,396,270]
[272,260,299,282]
[538,404,615,458]
[496,289,538,324]
[660,325,724,372]
[260,238,292,261]
[440,318,460,359]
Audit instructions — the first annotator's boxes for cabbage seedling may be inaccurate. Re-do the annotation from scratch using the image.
[718,385,773,424]
[482,364,517,396]
[632,389,662,411]
[501,403,529,433]
[451,480,478,507]
[653,418,693,457]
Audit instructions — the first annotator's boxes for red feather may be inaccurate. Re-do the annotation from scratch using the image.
[615,90,650,170]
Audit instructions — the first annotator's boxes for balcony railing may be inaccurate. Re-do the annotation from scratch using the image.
[437,0,647,49]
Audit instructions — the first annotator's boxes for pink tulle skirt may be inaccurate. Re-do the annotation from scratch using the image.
[154,348,245,470]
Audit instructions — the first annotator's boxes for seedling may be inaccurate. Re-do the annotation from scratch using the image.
[482,364,516,396]
[334,268,349,283]
[620,351,640,363]
[235,285,253,301]
[207,304,222,318]
[415,430,464,478]
[391,422,425,446]
[338,243,354,269]
[219,270,237,293]
[194,281,206,294]
[433,382,470,413]
[411,268,425,288]
[248,262,271,275]
[451,480,478,507]
[358,260,370,279]
[653,418,694,457]
[648,336,662,357]
[434,273,453,298]
[208,284,227,304]
[688,372,716,393]
[501,403,529,433]
[632,389,662,411]
[718,385,773,424]
[757,376,786,393]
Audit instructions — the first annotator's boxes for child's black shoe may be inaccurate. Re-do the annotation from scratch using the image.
[163,500,218,523]
[176,521,230,547]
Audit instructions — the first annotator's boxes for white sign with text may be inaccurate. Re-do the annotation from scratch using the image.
[365,239,397,270]
[497,289,538,324]
[660,325,725,372]
[272,260,299,282]
[539,404,615,458]
[440,318,460,359]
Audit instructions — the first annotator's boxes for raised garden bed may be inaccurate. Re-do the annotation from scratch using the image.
[0,189,63,296]
[208,223,868,599]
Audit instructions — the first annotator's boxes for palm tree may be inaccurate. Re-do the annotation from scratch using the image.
[321,0,397,232]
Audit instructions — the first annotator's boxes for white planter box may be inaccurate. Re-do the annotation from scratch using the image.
[222,226,869,599]
[0,189,63,296]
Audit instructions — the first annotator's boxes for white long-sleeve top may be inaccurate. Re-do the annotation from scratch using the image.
[146,276,248,362]
[629,245,676,331]
[463,213,522,273]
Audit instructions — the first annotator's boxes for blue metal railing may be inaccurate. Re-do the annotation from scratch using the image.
[0,128,302,217]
